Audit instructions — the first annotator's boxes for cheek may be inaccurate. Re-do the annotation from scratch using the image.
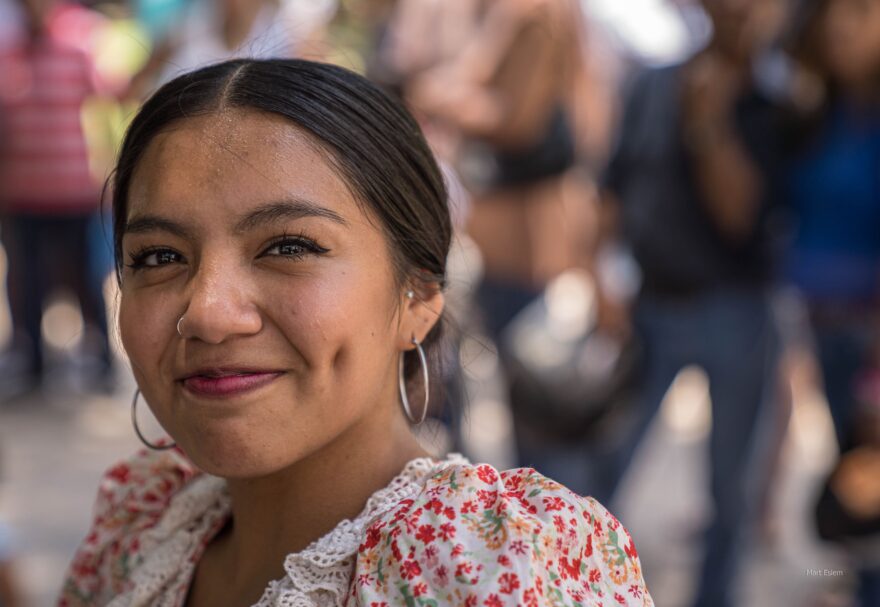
[118,290,176,377]
[268,267,397,385]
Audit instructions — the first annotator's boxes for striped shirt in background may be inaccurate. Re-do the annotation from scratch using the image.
[0,3,101,215]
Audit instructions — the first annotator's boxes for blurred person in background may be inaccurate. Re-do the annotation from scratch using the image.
[785,0,880,603]
[386,0,601,486]
[126,0,338,98]
[594,0,790,605]
[0,0,114,399]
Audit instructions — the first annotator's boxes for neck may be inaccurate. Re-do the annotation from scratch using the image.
[215,395,431,595]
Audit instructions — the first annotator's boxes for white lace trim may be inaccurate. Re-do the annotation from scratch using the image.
[108,453,470,607]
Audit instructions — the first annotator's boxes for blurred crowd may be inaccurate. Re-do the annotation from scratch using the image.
[1,0,879,605]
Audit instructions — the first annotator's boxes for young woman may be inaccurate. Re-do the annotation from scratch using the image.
[57,59,652,607]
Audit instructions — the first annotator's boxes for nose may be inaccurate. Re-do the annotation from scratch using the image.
[179,261,262,344]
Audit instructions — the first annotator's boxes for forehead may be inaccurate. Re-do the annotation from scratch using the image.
[127,108,361,224]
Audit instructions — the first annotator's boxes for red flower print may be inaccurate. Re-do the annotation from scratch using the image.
[413,582,428,596]
[390,540,403,562]
[589,568,601,583]
[543,496,565,512]
[357,573,373,586]
[584,533,594,558]
[106,463,130,484]
[523,588,539,607]
[497,554,511,567]
[609,516,620,531]
[416,524,436,544]
[455,562,473,578]
[510,540,528,555]
[629,584,644,599]
[615,592,626,604]
[465,596,478,607]
[624,536,639,560]
[391,499,414,523]
[435,565,449,586]
[477,489,498,509]
[400,559,422,580]
[559,556,582,581]
[462,500,478,514]
[439,522,456,541]
[483,593,503,607]
[444,506,456,520]
[477,465,499,485]
[498,572,520,594]
[370,602,389,607]
[426,498,444,515]
[553,515,566,533]
[360,525,382,551]
[451,543,465,557]
[405,509,423,533]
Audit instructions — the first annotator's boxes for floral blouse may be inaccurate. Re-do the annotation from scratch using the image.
[59,448,653,606]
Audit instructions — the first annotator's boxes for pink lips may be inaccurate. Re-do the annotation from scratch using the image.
[182,372,283,398]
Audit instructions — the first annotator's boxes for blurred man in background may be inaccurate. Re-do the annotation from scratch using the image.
[594,0,790,605]
[0,0,113,399]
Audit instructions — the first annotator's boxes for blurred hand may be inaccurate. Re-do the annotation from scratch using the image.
[681,51,746,138]
[831,446,880,520]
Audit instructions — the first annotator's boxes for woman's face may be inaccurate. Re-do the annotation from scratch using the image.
[821,0,880,87]
[119,109,434,477]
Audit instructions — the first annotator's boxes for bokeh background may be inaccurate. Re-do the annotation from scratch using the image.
[1,0,878,605]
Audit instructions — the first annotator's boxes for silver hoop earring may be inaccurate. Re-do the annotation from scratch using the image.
[176,316,185,337]
[399,337,429,425]
[131,389,176,450]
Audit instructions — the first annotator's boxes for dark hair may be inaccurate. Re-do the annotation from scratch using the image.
[111,58,452,400]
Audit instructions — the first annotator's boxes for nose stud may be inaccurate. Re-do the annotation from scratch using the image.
[177,316,185,337]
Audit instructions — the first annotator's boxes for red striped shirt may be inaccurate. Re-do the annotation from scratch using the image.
[0,8,100,215]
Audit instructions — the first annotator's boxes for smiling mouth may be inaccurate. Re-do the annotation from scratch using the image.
[181,371,284,398]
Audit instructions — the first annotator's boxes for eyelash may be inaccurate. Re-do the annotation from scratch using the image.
[125,233,329,272]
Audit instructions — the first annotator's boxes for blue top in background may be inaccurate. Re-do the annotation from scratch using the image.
[785,101,880,303]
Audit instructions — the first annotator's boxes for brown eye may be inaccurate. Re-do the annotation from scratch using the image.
[127,248,184,270]
[260,237,329,260]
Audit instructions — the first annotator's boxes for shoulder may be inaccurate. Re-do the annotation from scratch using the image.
[350,461,653,606]
[58,448,202,606]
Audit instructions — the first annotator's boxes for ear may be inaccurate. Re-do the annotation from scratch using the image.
[397,284,445,349]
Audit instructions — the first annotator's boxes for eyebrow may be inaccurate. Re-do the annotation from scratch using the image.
[124,215,194,239]
[124,198,348,238]
[233,198,348,233]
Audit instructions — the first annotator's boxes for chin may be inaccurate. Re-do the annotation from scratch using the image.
[179,432,299,479]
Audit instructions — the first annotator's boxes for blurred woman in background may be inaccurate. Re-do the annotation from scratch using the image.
[383,0,597,485]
